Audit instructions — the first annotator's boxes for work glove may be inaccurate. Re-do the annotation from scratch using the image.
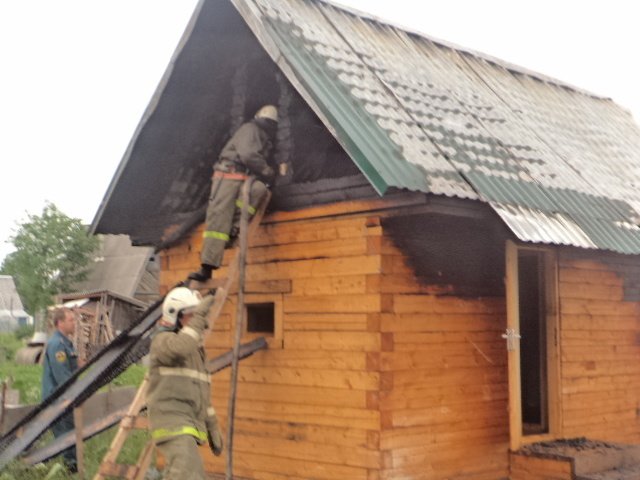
[190,294,216,333]
[206,415,223,456]
[259,166,275,184]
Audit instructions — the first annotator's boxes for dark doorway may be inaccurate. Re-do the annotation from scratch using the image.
[518,250,549,435]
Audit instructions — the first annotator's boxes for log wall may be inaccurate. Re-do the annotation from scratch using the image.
[509,453,573,480]
[558,251,640,444]
[158,208,640,479]
[376,232,510,480]
[161,214,385,480]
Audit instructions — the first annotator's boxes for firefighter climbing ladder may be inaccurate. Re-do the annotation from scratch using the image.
[94,178,270,480]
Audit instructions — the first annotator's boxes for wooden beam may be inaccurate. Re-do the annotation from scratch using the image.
[22,407,128,465]
[226,178,251,480]
[206,337,268,374]
[73,408,85,478]
[263,193,490,225]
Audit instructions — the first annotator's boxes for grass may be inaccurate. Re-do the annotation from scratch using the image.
[0,333,149,479]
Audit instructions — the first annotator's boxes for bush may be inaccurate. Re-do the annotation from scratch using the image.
[13,325,35,341]
[0,460,67,479]
[0,363,43,404]
[0,333,24,363]
[110,363,147,388]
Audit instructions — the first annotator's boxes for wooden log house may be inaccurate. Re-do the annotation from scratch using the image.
[91,0,640,478]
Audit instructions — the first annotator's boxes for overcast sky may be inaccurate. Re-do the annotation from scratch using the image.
[1,0,638,264]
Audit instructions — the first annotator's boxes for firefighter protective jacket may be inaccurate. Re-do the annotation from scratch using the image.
[147,325,214,444]
[217,120,273,176]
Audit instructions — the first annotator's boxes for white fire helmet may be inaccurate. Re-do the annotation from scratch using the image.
[162,287,202,326]
[254,105,278,123]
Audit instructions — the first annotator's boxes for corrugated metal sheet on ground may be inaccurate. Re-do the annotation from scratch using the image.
[244,0,640,254]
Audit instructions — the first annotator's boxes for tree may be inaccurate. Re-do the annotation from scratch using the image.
[0,203,99,315]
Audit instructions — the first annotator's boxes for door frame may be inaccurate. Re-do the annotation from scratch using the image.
[505,240,562,450]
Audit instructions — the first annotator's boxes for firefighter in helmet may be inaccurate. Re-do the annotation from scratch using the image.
[189,105,278,282]
[147,287,223,479]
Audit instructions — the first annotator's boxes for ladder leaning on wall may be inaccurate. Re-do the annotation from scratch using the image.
[95,178,270,480]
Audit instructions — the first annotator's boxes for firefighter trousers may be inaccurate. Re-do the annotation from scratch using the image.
[201,176,267,268]
[156,434,205,480]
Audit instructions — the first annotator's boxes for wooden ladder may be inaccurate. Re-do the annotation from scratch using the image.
[94,377,152,480]
[94,179,269,480]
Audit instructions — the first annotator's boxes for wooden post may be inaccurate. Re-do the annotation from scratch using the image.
[73,407,85,478]
[0,381,6,435]
[226,178,252,480]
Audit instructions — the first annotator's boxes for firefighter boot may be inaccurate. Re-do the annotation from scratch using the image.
[188,264,214,282]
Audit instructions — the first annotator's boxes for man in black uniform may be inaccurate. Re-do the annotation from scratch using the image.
[41,307,79,472]
[189,105,278,282]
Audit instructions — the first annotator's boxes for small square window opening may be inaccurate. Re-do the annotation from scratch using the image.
[246,303,275,334]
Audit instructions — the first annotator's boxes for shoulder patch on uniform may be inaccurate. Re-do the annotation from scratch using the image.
[55,350,67,363]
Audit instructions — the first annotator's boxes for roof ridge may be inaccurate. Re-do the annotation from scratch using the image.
[318,0,609,100]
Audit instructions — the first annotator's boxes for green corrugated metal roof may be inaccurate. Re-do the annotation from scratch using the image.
[234,0,640,254]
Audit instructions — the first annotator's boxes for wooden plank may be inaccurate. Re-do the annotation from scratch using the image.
[379,313,505,333]
[285,312,370,332]
[204,337,268,374]
[558,281,623,301]
[208,348,368,370]
[560,298,640,316]
[563,400,638,420]
[392,331,503,346]
[284,294,383,313]
[563,389,636,405]
[291,276,367,296]
[509,453,573,480]
[561,376,640,395]
[250,216,372,247]
[284,332,380,351]
[220,433,380,469]
[99,463,138,478]
[133,441,155,480]
[560,329,640,344]
[73,408,84,479]
[211,365,379,390]
[379,442,508,479]
[393,295,505,315]
[561,360,640,377]
[559,267,623,285]
[384,367,505,390]
[211,382,370,409]
[380,416,508,450]
[163,252,199,270]
[95,377,149,480]
[204,450,370,480]
[387,433,508,467]
[389,433,512,462]
[263,194,426,224]
[386,399,507,428]
[203,280,292,295]
[379,382,508,411]
[381,424,508,451]
[248,237,370,264]
[241,255,384,281]
[380,349,506,371]
[368,274,452,295]
[214,418,376,449]
[562,314,640,332]
[216,398,380,430]
[226,178,252,480]
[562,408,637,428]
